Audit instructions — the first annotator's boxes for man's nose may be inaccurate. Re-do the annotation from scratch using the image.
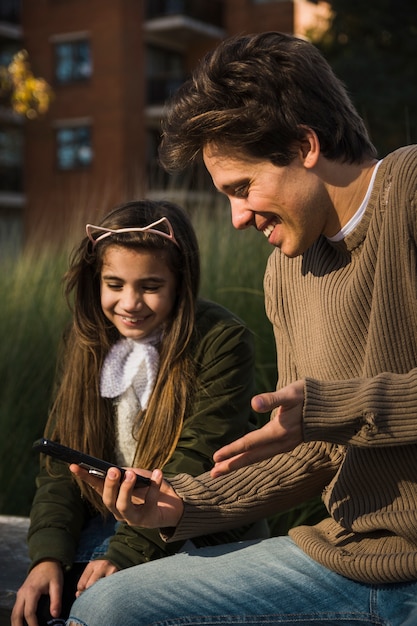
[230,200,255,230]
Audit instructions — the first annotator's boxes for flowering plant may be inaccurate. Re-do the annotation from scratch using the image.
[0,49,53,119]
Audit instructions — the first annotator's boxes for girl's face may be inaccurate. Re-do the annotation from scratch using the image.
[100,245,177,340]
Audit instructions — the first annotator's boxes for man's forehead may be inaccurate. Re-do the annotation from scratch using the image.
[203,143,258,166]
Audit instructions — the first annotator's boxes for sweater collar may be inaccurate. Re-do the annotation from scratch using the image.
[328,156,390,254]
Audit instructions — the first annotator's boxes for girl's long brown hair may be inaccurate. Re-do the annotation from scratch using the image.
[45,200,200,513]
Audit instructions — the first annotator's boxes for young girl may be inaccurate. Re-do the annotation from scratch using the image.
[13,200,264,626]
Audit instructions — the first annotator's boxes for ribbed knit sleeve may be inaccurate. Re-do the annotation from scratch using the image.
[165,441,342,541]
[304,369,417,446]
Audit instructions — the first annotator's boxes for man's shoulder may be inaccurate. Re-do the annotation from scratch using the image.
[377,145,417,210]
[382,144,417,173]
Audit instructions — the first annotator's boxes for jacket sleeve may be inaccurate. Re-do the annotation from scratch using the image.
[27,458,90,571]
[102,300,260,569]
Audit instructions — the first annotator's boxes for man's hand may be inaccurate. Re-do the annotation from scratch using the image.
[211,380,305,477]
[11,560,64,626]
[70,466,184,529]
[75,560,118,597]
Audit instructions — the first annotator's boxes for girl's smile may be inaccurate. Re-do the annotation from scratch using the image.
[100,245,177,340]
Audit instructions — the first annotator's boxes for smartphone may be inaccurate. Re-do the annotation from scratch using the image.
[32,437,151,488]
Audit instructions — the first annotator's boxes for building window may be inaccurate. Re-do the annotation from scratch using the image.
[0,0,21,24]
[146,126,212,191]
[0,41,21,68]
[0,125,23,192]
[146,45,184,105]
[54,39,92,84]
[56,125,93,170]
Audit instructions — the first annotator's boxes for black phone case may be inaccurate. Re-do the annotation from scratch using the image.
[32,438,150,488]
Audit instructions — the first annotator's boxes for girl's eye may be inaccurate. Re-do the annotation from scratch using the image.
[143,284,160,293]
[105,282,123,290]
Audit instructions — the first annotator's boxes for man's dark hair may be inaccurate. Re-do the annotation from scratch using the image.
[159,31,377,171]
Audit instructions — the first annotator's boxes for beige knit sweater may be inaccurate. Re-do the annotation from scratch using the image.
[167,145,417,584]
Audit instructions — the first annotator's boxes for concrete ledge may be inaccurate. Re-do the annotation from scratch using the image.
[0,515,30,625]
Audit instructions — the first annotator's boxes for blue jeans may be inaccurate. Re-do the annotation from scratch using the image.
[74,514,119,562]
[67,536,417,626]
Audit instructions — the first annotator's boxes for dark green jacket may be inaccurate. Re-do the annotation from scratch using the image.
[28,299,259,571]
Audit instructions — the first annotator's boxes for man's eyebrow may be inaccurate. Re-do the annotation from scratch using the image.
[218,178,249,193]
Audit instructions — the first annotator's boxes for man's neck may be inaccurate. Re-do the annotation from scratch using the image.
[321,158,379,238]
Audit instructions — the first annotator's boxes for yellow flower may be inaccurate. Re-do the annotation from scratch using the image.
[1,49,53,118]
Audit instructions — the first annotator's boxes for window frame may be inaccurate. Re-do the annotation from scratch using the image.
[54,119,93,171]
[50,32,92,85]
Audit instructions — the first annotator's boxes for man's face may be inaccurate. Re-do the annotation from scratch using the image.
[203,144,331,258]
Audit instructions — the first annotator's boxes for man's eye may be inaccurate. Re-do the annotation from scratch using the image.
[234,185,248,198]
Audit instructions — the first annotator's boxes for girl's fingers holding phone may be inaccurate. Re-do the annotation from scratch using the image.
[111,469,147,524]
[101,467,128,520]
[113,468,179,529]
[134,469,184,529]
[71,463,182,528]
[69,464,104,494]
[145,469,183,528]
[70,463,126,520]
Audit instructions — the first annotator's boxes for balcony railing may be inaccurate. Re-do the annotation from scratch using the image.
[145,0,223,28]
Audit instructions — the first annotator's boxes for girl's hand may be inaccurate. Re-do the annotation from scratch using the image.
[11,559,64,626]
[69,466,184,529]
[76,560,118,597]
[211,380,305,477]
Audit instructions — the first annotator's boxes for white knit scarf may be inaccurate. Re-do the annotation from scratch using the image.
[100,333,161,465]
[100,332,160,407]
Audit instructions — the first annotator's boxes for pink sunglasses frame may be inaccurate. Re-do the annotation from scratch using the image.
[86,217,180,249]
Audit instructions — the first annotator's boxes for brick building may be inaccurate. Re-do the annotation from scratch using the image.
[0,0,329,250]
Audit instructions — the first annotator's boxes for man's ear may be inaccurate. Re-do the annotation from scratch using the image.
[299,127,320,169]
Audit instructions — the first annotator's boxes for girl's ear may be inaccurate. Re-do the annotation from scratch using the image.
[299,127,320,169]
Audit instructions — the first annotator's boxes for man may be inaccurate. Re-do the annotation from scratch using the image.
[67,32,417,625]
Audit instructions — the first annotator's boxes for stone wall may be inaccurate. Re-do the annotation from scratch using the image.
[0,516,30,625]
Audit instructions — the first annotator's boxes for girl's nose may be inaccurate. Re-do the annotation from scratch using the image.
[121,288,142,311]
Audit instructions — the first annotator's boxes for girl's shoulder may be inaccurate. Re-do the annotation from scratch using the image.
[195,298,248,333]
[192,298,254,361]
